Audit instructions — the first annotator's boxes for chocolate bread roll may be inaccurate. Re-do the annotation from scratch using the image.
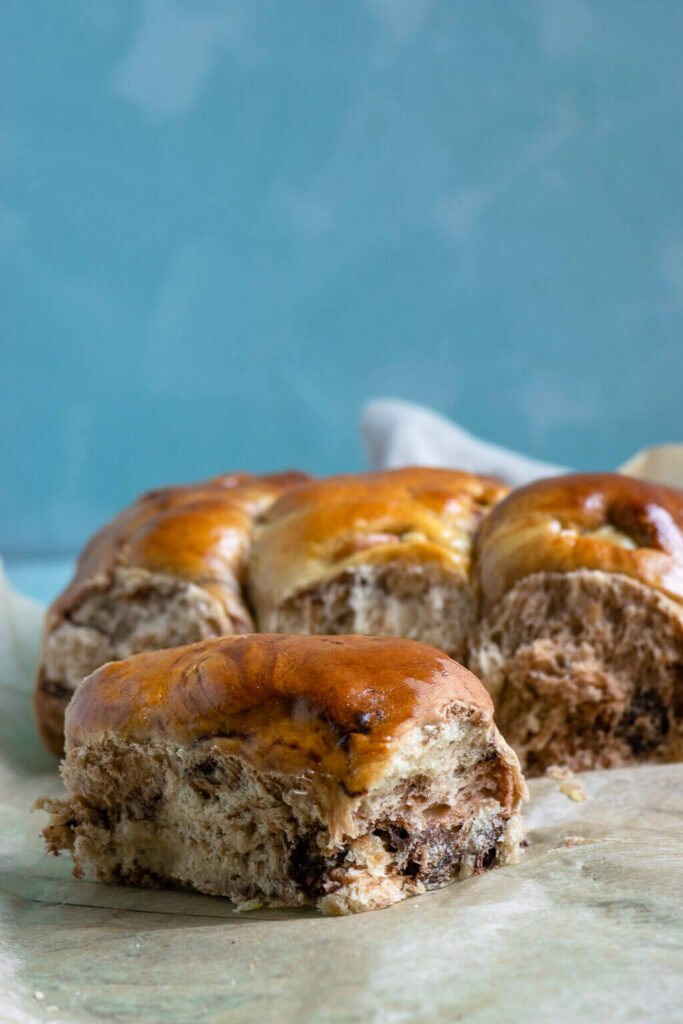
[469,473,683,775]
[249,468,509,661]
[40,634,526,915]
[34,471,308,754]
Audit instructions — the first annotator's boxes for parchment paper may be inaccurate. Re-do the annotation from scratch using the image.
[1,560,682,1023]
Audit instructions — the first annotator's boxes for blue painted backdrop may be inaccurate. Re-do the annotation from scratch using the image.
[2,1,682,556]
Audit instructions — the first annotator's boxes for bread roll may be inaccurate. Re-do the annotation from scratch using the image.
[469,473,683,775]
[39,634,526,915]
[34,472,308,755]
[249,468,509,661]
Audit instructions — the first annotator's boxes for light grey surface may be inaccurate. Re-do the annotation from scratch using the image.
[1,562,682,1023]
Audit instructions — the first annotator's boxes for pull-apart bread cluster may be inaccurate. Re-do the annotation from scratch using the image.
[35,467,506,754]
[35,466,683,790]
[35,471,309,754]
[470,473,683,774]
[40,635,527,915]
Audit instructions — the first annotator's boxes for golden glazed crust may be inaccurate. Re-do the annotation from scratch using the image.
[46,471,309,628]
[476,473,683,613]
[34,471,309,755]
[65,634,493,797]
[249,467,509,615]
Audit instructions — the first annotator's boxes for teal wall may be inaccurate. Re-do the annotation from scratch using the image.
[2,1,682,555]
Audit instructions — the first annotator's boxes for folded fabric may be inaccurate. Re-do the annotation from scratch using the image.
[362,398,683,488]
[0,557,52,770]
[361,399,568,484]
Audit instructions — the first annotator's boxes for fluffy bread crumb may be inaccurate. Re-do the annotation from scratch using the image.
[258,563,473,661]
[40,712,525,915]
[469,569,683,776]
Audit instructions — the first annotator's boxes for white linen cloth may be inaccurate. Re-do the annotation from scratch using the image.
[362,398,568,482]
[362,397,683,486]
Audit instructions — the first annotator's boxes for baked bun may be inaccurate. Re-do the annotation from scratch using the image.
[40,634,526,915]
[34,471,308,755]
[469,473,683,775]
[249,468,509,660]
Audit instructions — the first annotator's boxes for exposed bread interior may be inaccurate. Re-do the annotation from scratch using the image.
[40,635,527,915]
[471,474,683,775]
[34,471,309,754]
[250,467,509,660]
